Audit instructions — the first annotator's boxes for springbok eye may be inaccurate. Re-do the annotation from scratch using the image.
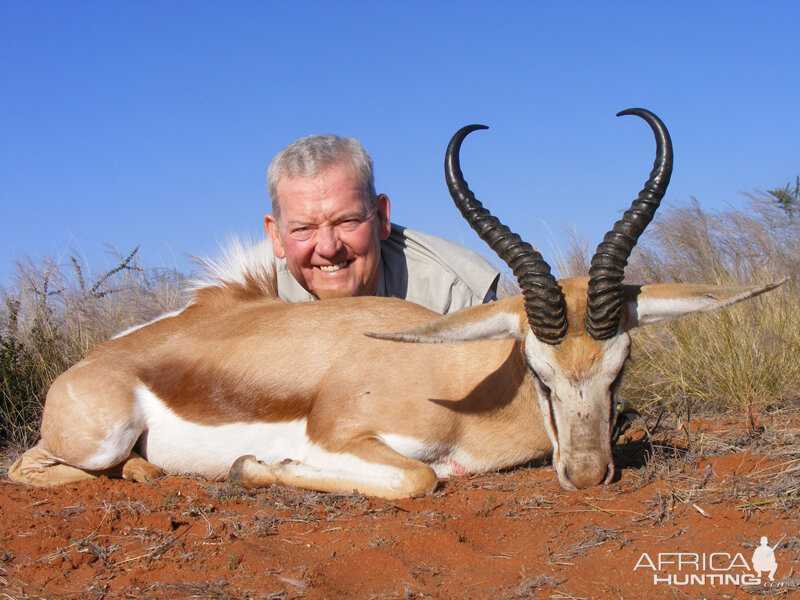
[530,370,552,399]
[611,366,625,394]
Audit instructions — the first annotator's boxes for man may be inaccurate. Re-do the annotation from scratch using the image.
[263,134,499,314]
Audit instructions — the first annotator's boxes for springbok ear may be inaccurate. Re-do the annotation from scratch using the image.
[365,300,526,344]
[622,279,788,330]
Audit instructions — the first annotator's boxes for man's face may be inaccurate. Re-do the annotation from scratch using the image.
[264,162,391,299]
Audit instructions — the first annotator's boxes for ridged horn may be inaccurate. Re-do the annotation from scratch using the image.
[445,125,568,345]
[585,108,673,340]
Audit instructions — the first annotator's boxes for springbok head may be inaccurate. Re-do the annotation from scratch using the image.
[442,108,673,489]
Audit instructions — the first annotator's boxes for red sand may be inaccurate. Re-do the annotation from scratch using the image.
[1,419,797,599]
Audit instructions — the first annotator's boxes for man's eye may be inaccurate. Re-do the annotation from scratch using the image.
[290,227,314,240]
[337,219,363,231]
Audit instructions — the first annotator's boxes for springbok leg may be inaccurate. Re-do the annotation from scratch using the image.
[226,437,437,500]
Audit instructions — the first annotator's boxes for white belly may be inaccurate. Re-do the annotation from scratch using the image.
[378,432,480,478]
[135,385,313,479]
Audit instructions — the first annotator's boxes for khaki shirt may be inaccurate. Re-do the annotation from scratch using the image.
[274,224,500,314]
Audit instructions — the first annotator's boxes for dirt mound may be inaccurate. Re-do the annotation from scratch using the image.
[1,418,798,599]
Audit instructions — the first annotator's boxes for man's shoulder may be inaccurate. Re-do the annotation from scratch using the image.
[380,224,499,312]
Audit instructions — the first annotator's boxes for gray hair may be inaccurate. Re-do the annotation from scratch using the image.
[267,134,377,221]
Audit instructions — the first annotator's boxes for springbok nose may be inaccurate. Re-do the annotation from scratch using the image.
[560,457,613,490]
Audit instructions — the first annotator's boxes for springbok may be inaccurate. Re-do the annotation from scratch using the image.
[8,109,784,498]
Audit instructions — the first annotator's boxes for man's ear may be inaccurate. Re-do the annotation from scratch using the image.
[376,194,391,240]
[263,215,286,259]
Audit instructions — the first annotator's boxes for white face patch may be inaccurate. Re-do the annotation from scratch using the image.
[522,330,627,489]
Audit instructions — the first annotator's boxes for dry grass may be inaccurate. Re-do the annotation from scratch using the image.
[556,194,800,416]
[0,247,187,449]
[616,409,800,516]
[623,196,800,417]
[625,293,800,419]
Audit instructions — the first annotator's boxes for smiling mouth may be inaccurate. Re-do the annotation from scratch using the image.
[317,261,350,272]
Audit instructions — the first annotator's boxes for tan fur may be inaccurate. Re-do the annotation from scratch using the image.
[554,278,604,380]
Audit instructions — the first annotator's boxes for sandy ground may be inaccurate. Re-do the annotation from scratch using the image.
[1,416,798,600]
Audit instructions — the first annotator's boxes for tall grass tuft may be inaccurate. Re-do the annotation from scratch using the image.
[0,248,187,449]
[553,224,591,279]
[622,195,800,420]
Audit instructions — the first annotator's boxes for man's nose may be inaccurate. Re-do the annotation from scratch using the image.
[316,226,343,257]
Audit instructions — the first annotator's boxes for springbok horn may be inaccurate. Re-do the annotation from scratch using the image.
[585,108,673,340]
[445,125,568,345]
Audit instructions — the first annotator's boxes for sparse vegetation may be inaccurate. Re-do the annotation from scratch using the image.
[0,248,187,451]
[618,411,800,515]
[623,195,800,419]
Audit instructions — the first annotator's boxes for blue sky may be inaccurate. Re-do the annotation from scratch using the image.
[2,1,798,286]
